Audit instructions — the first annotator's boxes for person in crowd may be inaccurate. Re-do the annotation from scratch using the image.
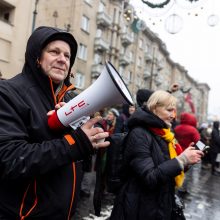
[136,88,154,108]
[0,26,109,219]
[100,108,119,135]
[110,90,204,220]
[136,87,179,130]
[174,112,201,195]
[94,108,120,215]
[199,122,212,169]
[210,121,220,176]
[114,104,136,133]
[136,83,179,110]
[174,112,200,151]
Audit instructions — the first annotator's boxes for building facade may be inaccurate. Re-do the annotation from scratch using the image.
[0,0,210,123]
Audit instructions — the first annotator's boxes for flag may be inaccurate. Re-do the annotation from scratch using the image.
[185,92,195,113]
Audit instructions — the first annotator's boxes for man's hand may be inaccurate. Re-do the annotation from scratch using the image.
[47,103,110,149]
[169,83,179,93]
[47,102,66,116]
[81,117,110,149]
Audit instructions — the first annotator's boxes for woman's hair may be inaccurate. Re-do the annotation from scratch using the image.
[146,90,177,111]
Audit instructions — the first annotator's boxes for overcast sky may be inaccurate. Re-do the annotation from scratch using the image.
[129,0,220,118]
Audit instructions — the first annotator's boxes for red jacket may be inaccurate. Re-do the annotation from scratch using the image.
[174,112,200,150]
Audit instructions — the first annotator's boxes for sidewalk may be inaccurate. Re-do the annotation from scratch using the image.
[73,163,220,220]
[183,164,220,220]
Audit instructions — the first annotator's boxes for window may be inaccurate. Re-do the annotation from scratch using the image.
[136,74,142,87]
[137,57,142,67]
[74,72,85,89]
[139,39,143,49]
[94,53,102,64]
[81,15,90,32]
[145,44,150,53]
[123,70,132,85]
[78,43,87,60]
[98,2,105,12]
[120,46,125,54]
[118,66,124,76]
[127,71,132,82]
[122,25,128,33]
[96,29,102,37]
[0,1,15,24]
[129,51,133,62]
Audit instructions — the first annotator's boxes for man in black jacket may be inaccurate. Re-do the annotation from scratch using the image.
[0,26,109,220]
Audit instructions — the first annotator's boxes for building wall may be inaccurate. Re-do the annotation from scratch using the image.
[0,0,210,123]
[0,0,33,78]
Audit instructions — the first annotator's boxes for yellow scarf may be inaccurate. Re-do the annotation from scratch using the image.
[161,128,185,188]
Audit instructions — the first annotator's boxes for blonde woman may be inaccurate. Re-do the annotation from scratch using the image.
[110,90,203,220]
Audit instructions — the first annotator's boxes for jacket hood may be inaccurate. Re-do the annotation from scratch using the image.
[179,112,197,127]
[213,121,219,130]
[127,106,167,129]
[23,26,78,86]
[136,89,154,107]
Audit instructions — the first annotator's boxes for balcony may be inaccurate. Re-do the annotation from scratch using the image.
[94,37,109,52]
[144,52,153,62]
[119,53,131,66]
[156,62,164,71]
[121,32,133,46]
[143,70,151,79]
[96,11,112,27]
[91,63,103,78]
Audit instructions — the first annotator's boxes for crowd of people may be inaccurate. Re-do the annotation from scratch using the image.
[0,26,220,220]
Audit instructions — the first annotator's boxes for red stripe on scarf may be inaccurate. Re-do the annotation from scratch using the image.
[149,127,183,155]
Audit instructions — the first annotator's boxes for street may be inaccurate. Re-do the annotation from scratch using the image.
[73,163,220,220]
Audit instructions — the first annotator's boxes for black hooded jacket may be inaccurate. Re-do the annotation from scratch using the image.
[211,121,220,154]
[110,107,182,220]
[0,27,93,219]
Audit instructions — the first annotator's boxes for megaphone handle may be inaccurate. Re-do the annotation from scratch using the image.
[48,111,66,130]
[69,116,90,130]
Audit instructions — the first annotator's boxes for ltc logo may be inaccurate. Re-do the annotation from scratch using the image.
[65,100,88,116]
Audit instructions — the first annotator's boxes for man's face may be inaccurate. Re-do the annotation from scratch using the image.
[39,40,71,84]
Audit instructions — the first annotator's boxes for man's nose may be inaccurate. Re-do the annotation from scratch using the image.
[57,53,67,62]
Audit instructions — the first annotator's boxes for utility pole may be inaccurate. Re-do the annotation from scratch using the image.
[32,0,39,33]
[149,47,156,90]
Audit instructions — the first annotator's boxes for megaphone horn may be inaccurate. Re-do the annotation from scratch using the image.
[48,61,134,130]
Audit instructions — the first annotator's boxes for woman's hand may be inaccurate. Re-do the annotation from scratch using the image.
[181,142,204,165]
[176,142,204,169]
[183,147,204,164]
[81,117,110,149]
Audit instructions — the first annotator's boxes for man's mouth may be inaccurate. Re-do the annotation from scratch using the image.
[53,67,65,71]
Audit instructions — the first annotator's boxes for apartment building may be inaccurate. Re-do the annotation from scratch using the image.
[0,0,209,123]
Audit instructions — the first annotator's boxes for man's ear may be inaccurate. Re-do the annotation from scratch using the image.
[36,58,41,67]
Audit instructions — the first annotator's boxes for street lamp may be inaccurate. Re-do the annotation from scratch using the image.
[32,0,39,33]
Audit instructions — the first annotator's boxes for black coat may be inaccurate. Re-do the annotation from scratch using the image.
[0,27,93,219]
[211,121,220,154]
[110,107,182,220]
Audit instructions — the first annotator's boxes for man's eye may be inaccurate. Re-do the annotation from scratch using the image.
[65,54,70,59]
[49,50,58,55]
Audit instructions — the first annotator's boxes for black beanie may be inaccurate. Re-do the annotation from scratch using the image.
[136,89,154,107]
